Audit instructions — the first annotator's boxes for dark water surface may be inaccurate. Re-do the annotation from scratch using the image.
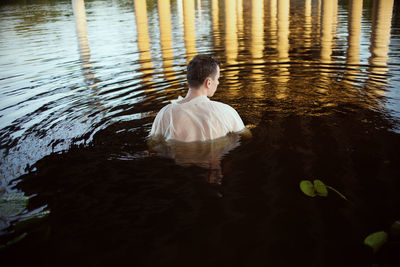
[1,0,400,266]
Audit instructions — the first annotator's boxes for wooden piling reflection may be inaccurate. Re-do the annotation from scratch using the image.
[369,0,394,76]
[368,0,394,96]
[320,0,334,65]
[183,0,197,60]
[224,0,239,96]
[236,0,243,45]
[225,0,238,65]
[72,0,97,88]
[158,0,176,85]
[345,0,363,86]
[265,0,277,51]
[251,0,264,61]
[250,0,265,99]
[134,0,153,85]
[304,0,312,48]
[211,0,220,48]
[276,0,289,99]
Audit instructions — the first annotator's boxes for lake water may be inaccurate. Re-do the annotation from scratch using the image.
[1,0,400,266]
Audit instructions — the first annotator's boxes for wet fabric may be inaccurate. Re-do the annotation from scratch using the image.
[149,95,245,142]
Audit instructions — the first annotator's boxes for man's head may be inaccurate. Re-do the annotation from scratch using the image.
[187,55,220,96]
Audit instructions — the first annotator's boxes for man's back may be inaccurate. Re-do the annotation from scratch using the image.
[150,95,244,142]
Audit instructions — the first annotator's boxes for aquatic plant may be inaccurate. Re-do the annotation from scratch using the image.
[299,179,348,200]
[364,231,388,253]
[364,220,400,254]
[0,192,50,250]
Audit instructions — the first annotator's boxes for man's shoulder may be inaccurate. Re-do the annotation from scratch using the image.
[158,102,174,112]
[209,99,237,112]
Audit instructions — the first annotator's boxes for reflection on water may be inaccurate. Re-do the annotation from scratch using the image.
[183,0,197,59]
[0,0,398,198]
[368,0,394,93]
[149,134,241,184]
[73,0,96,88]
[134,0,153,82]
[1,0,400,265]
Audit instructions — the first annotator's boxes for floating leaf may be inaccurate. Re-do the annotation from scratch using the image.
[364,231,388,253]
[391,220,400,236]
[300,180,316,197]
[313,179,328,197]
[0,193,29,218]
[0,232,27,251]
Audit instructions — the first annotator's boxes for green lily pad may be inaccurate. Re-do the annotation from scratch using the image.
[364,231,388,253]
[0,193,29,218]
[391,220,400,236]
[313,179,328,197]
[300,180,316,197]
[0,232,27,251]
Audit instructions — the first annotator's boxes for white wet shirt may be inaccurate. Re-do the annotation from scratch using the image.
[149,95,245,142]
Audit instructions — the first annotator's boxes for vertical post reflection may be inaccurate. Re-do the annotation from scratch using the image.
[183,0,197,60]
[304,0,312,48]
[251,0,264,61]
[345,0,363,85]
[212,0,220,48]
[236,0,243,44]
[347,0,363,65]
[320,0,334,65]
[266,0,277,51]
[224,0,239,96]
[332,0,338,36]
[72,0,96,88]
[158,0,175,82]
[276,0,289,99]
[197,0,202,18]
[225,0,238,65]
[250,0,264,99]
[134,0,153,82]
[314,0,322,47]
[369,0,394,76]
[177,0,184,26]
[277,0,289,61]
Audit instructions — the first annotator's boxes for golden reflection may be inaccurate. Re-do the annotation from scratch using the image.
[314,0,322,44]
[304,0,312,48]
[250,0,264,99]
[134,0,153,83]
[332,0,338,35]
[236,0,243,44]
[224,0,239,96]
[320,0,334,65]
[251,0,264,60]
[265,0,277,51]
[276,0,290,99]
[158,0,176,84]
[72,0,97,88]
[345,0,363,85]
[149,134,241,185]
[225,0,238,65]
[183,0,197,60]
[369,0,394,77]
[211,0,220,47]
[277,0,289,61]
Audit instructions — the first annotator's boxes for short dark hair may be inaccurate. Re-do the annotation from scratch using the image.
[187,55,220,89]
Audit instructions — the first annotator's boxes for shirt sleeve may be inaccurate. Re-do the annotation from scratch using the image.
[149,105,169,137]
[227,105,245,132]
[213,102,245,134]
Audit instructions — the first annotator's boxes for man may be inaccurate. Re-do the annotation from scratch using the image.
[149,54,245,142]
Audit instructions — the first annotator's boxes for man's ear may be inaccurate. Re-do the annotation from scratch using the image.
[205,77,212,88]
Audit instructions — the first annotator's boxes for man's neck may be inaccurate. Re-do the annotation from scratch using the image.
[183,87,208,101]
